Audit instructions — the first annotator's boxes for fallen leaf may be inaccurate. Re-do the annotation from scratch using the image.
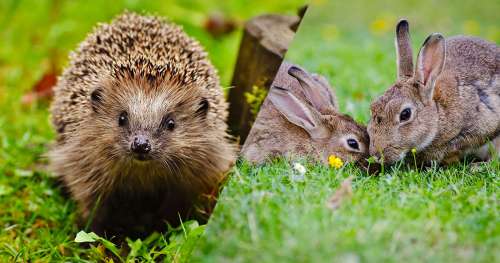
[353,91,364,101]
[14,169,34,177]
[327,176,353,210]
[74,231,99,243]
[58,244,68,256]
[32,218,49,229]
[21,71,57,105]
[0,184,13,196]
[204,12,238,38]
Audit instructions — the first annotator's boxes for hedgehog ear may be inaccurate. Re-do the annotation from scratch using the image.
[196,98,209,116]
[90,88,103,112]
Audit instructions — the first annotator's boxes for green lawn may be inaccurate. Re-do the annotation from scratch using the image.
[195,160,499,262]
[0,0,303,261]
[1,0,499,262]
[193,0,500,262]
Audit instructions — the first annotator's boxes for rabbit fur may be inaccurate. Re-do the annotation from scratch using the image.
[241,62,369,167]
[368,20,500,165]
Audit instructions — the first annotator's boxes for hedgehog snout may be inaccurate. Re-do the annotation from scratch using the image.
[131,134,152,160]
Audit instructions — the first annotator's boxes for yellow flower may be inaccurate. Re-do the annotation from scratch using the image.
[321,24,340,41]
[486,26,500,43]
[463,20,480,36]
[411,148,417,154]
[328,155,344,169]
[369,15,396,36]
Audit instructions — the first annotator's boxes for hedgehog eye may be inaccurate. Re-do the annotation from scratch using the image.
[160,116,175,131]
[399,108,412,122]
[346,138,360,151]
[118,111,128,127]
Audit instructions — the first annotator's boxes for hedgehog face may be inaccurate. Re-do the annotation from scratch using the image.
[90,77,211,167]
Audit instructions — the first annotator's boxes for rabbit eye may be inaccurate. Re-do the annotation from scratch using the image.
[347,138,359,150]
[399,108,412,122]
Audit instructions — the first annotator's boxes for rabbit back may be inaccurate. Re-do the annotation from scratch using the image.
[417,36,499,163]
[241,97,315,163]
[444,36,499,88]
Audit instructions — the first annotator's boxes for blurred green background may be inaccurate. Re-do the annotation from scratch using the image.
[0,0,304,261]
[287,0,500,123]
[0,0,304,93]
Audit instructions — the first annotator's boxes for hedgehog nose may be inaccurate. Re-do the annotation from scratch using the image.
[131,135,151,154]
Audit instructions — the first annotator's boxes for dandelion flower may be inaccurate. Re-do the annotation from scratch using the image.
[411,148,417,154]
[463,20,480,35]
[328,155,344,169]
[369,14,396,36]
[321,24,340,41]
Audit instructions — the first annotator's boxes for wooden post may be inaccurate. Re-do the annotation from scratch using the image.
[227,11,304,144]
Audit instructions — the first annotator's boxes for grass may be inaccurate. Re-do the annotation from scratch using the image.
[193,0,500,262]
[0,0,303,261]
[1,0,499,261]
[195,160,499,262]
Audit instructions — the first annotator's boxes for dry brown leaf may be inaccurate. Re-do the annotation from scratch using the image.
[353,91,364,101]
[58,244,68,256]
[203,12,238,38]
[21,71,57,105]
[327,176,353,210]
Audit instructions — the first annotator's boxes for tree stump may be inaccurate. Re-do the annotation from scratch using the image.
[227,11,304,144]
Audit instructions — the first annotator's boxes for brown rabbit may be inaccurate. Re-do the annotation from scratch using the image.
[241,62,369,167]
[368,20,500,165]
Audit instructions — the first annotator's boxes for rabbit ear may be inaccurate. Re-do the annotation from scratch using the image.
[269,86,329,140]
[415,33,446,101]
[395,19,414,80]
[311,73,339,111]
[288,66,335,112]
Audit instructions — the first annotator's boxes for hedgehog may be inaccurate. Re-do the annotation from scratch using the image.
[49,12,237,237]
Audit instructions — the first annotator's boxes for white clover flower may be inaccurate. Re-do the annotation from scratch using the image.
[293,162,307,175]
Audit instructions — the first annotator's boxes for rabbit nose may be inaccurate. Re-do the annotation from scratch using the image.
[370,150,384,163]
[369,141,384,157]
[369,145,379,157]
[131,135,151,154]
